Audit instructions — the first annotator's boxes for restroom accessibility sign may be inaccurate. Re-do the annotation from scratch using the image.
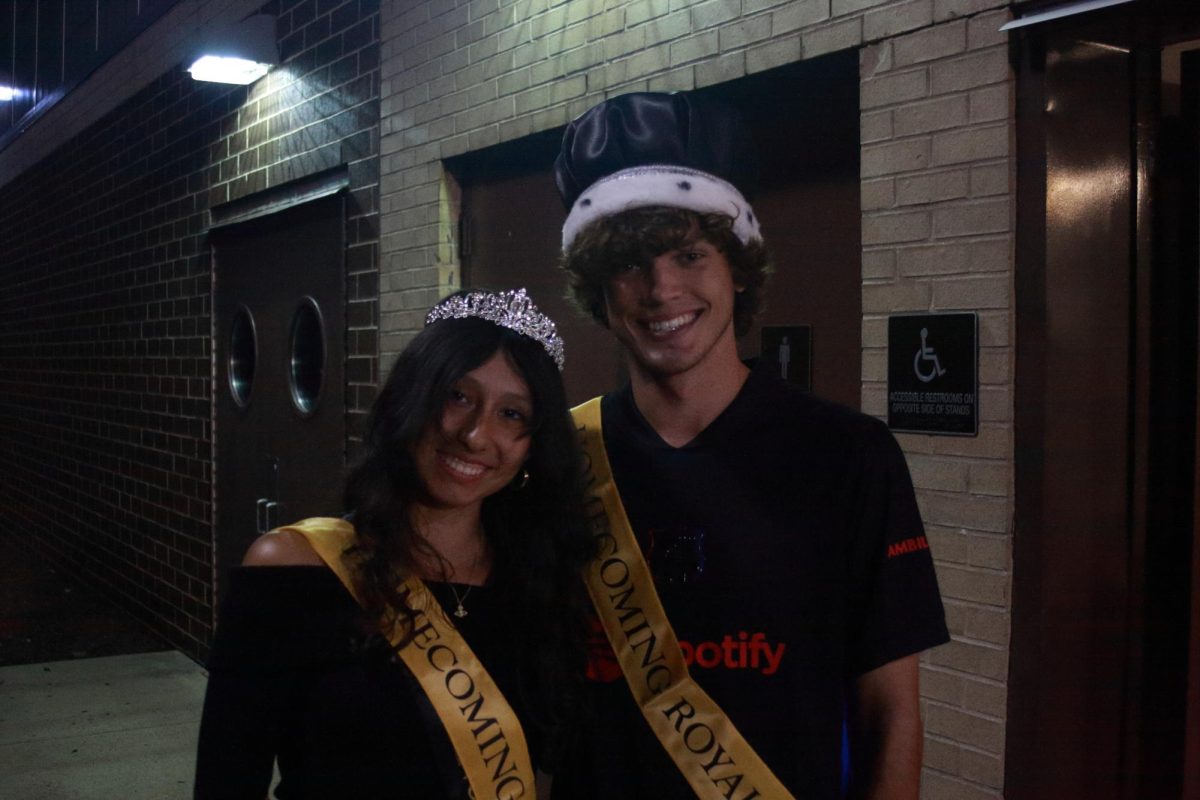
[887,312,978,436]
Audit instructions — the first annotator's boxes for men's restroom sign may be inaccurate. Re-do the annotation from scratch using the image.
[887,313,978,436]
[760,325,811,391]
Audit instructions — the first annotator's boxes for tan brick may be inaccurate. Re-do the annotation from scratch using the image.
[970,162,1010,197]
[932,124,1009,166]
[927,524,970,564]
[773,0,831,35]
[696,51,746,87]
[605,25,648,60]
[467,124,501,150]
[922,769,1003,800]
[908,454,970,492]
[497,66,533,96]
[862,248,896,280]
[934,0,1008,21]
[720,15,773,51]
[643,9,692,43]
[923,737,961,774]
[670,31,719,64]
[863,138,931,177]
[922,423,1012,460]
[862,349,887,381]
[548,20,588,53]
[935,563,1008,608]
[584,7,626,40]
[529,6,568,38]
[564,0,600,26]
[746,35,802,74]
[920,491,1010,534]
[627,0,671,26]
[897,242,970,276]
[862,177,896,211]
[926,703,1005,752]
[862,277,933,310]
[862,314,889,347]
[932,274,1009,310]
[861,385,887,416]
[960,747,1005,788]
[803,17,862,58]
[861,109,893,142]
[691,0,741,30]
[894,20,967,66]
[977,377,1012,411]
[968,459,1011,496]
[529,51,566,82]
[940,598,968,637]
[964,605,1011,647]
[833,0,891,15]
[895,95,970,136]
[962,675,1007,717]
[861,68,929,110]
[745,0,797,12]
[897,169,970,205]
[921,666,965,704]
[932,199,1010,238]
[864,0,932,40]
[931,47,1009,93]
[862,209,932,245]
[627,42,673,78]
[968,10,1010,49]
[648,66,695,92]
[978,349,1010,384]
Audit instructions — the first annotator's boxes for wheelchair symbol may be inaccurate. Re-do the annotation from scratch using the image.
[913,328,947,383]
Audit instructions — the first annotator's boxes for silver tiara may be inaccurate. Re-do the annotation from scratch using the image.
[425,288,565,370]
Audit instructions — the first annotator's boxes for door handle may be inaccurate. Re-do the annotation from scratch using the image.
[265,501,282,531]
[256,498,270,533]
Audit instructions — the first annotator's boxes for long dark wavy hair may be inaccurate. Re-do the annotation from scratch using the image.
[342,311,596,753]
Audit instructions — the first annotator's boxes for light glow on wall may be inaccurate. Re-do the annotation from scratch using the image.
[0,86,16,102]
[188,55,271,85]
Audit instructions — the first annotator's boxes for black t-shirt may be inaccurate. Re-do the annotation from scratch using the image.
[555,365,949,799]
[194,567,537,800]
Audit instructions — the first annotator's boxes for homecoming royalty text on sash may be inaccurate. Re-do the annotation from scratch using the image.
[572,399,794,800]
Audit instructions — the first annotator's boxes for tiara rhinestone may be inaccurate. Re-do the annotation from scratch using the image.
[425,288,565,370]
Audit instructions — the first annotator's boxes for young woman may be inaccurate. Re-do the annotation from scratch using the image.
[195,289,595,800]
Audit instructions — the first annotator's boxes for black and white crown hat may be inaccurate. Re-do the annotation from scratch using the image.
[555,91,762,251]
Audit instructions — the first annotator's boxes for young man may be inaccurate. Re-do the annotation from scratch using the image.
[554,92,949,799]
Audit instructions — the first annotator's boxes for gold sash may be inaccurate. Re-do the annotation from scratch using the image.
[281,517,536,800]
[572,400,794,800]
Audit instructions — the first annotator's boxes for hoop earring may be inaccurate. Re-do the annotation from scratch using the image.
[511,468,530,491]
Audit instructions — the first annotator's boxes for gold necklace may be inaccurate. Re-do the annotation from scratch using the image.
[447,540,485,619]
[449,583,474,619]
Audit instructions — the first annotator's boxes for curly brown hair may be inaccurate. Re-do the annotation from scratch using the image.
[560,206,772,336]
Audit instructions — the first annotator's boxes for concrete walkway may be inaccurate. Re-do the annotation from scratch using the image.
[0,650,207,800]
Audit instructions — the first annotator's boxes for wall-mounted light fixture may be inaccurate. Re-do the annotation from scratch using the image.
[0,86,16,102]
[188,15,277,85]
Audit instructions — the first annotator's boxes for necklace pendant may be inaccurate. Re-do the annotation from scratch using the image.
[453,604,468,619]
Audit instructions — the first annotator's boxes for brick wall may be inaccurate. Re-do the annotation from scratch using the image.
[0,0,380,661]
[378,0,1014,796]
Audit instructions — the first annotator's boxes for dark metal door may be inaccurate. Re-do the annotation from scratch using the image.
[213,196,346,602]
[457,133,625,406]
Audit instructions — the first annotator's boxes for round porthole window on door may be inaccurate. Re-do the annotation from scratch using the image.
[288,297,326,416]
[228,306,257,408]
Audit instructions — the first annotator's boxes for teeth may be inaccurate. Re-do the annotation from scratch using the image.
[647,312,696,333]
[442,454,485,477]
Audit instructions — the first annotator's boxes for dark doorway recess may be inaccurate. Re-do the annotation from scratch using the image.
[212,193,346,605]
[448,50,861,408]
[1010,3,1200,797]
